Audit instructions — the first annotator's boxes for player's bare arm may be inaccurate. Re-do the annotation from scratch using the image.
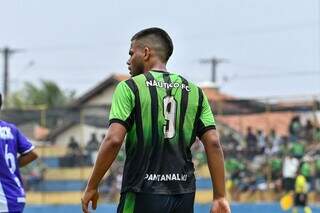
[82,123,126,213]
[19,150,38,167]
[201,129,231,213]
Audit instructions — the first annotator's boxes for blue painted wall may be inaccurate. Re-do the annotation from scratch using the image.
[24,203,320,213]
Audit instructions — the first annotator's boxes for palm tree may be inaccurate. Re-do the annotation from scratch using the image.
[7,80,75,109]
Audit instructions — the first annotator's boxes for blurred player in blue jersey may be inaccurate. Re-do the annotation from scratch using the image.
[0,94,38,213]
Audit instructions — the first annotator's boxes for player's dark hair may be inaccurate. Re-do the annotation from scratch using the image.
[131,27,173,62]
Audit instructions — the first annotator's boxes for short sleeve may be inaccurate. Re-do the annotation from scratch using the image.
[196,90,216,138]
[109,81,135,130]
[16,128,34,155]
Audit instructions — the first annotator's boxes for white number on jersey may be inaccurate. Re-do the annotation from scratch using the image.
[5,144,24,194]
[5,144,16,174]
[163,96,177,139]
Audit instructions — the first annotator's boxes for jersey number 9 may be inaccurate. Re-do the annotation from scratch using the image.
[163,96,177,139]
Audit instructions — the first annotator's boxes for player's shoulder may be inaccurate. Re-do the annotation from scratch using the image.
[115,79,132,90]
[0,120,17,130]
[173,73,200,91]
[132,73,147,83]
[0,120,18,137]
[122,74,149,89]
[114,79,137,97]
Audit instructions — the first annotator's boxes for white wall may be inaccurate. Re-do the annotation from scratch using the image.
[54,124,107,147]
[84,85,116,106]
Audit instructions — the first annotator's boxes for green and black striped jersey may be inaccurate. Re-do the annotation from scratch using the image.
[109,70,216,194]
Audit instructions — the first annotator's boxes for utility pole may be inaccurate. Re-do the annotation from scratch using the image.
[0,47,22,108]
[318,0,320,96]
[200,57,228,83]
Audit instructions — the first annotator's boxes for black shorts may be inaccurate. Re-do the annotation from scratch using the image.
[117,192,195,213]
[282,178,295,191]
[294,193,307,206]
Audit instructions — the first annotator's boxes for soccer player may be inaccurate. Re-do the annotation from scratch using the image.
[0,93,38,212]
[82,27,230,213]
[292,172,312,213]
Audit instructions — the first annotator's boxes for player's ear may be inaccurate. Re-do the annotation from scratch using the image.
[143,47,151,61]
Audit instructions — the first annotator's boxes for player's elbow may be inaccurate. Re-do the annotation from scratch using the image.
[201,130,221,149]
[205,138,222,150]
[105,134,123,148]
[32,151,39,161]
[27,151,38,162]
[19,151,38,167]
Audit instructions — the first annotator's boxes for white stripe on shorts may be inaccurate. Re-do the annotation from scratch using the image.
[0,182,8,212]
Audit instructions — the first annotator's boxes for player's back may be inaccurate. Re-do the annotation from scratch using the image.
[109,70,216,194]
[0,120,33,212]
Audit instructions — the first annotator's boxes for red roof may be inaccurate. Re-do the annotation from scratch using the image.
[217,111,296,136]
[202,87,234,102]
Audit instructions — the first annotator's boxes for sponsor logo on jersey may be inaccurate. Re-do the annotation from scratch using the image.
[144,173,188,182]
[146,80,190,92]
[0,127,14,140]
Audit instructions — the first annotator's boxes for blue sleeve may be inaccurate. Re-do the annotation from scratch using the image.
[15,128,34,155]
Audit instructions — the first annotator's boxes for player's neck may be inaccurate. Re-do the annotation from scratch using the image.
[145,63,167,73]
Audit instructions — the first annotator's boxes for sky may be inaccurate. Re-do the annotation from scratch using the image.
[0,0,319,100]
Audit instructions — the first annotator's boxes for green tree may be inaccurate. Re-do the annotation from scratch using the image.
[7,80,75,109]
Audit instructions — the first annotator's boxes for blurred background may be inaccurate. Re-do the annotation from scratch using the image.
[0,0,320,212]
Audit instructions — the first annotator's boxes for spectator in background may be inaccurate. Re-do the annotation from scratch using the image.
[225,157,245,201]
[290,141,305,159]
[22,160,47,191]
[279,136,290,156]
[282,154,299,192]
[314,157,320,201]
[234,163,258,200]
[254,164,268,201]
[85,133,100,165]
[256,129,266,154]
[225,158,244,180]
[68,136,81,153]
[191,138,207,168]
[67,136,83,167]
[304,120,314,143]
[289,116,302,142]
[270,156,282,192]
[100,165,118,202]
[314,127,320,143]
[246,127,257,159]
[220,131,239,157]
[269,129,281,154]
[264,136,277,157]
[300,161,312,191]
[293,170,312,213]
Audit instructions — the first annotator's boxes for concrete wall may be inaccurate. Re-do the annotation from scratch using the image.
[84,85,116,106]
[54,124,107,146]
